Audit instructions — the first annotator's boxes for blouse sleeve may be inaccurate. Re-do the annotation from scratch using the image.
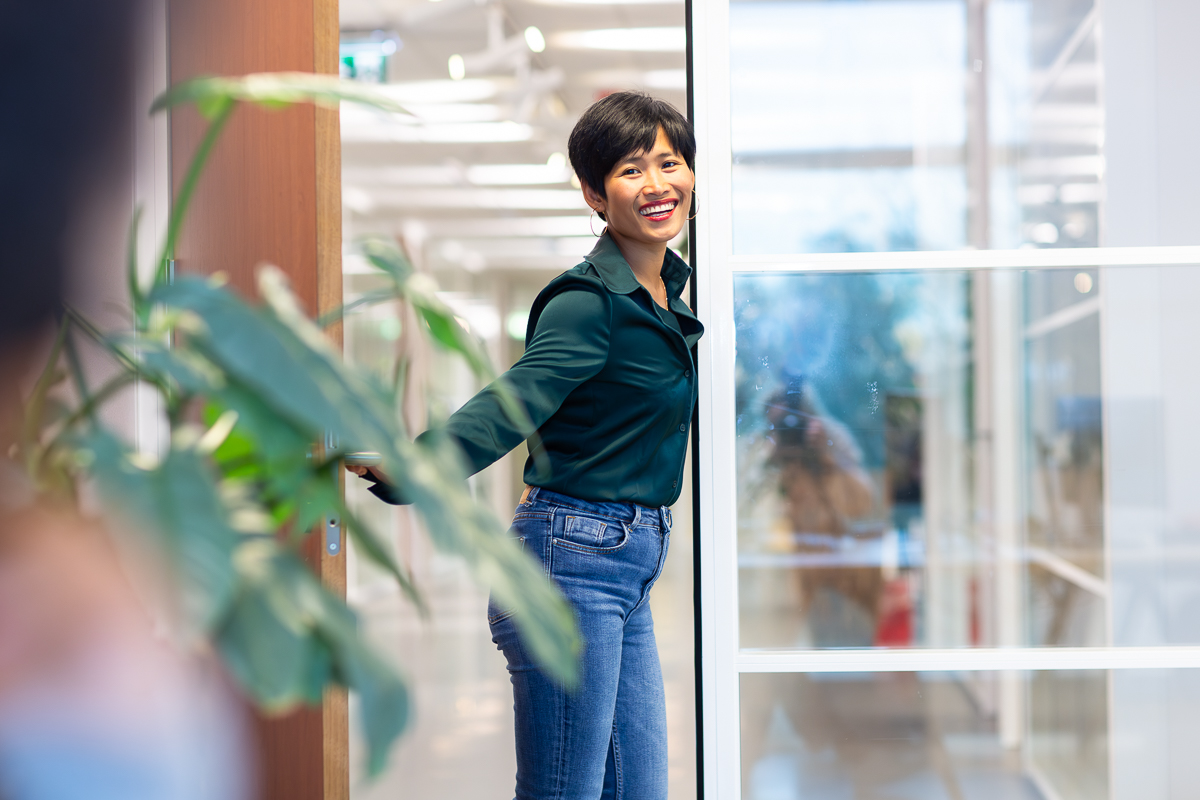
[437,285,612,475]
[362,284,613,504]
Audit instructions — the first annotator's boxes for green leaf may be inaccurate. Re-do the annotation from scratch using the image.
[128,337,224,394]
[81,429,239,631]
[152,276,393,451]
[217,581,332,710]
[154,271,579,686]
[211,380,313,464]
[224,541,409,774]
[151,73,412,118]
[385,431,581,687]
[339,502,426,614]
[360,236,414,285]
[335,637,408,777]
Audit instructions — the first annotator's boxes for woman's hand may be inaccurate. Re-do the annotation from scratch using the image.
[345,464,387,483]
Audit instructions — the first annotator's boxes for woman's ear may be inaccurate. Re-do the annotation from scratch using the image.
[581,180,605,216]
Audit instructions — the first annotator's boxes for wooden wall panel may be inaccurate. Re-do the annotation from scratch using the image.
[168,0,345,798]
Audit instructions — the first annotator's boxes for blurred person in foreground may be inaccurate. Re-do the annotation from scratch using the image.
[0,2,253,798]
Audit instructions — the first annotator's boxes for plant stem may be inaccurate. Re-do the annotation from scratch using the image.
[153,98,236,294]
[63,306,140,373]
[21,316,70,462]
[63,332,93,419]
[48,373,138,442]
[127,206,144,316]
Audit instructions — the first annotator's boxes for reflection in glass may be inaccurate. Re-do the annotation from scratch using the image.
[735,266,1200,651]
[729,0,1104,254]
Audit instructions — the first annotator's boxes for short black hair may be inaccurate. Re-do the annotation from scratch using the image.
[568,92,695,220]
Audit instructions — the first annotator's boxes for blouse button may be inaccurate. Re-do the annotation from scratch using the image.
[685,369,691,378]
[679,423,686,433]
[672,479,678,488]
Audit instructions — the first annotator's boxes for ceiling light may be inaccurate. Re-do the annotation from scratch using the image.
[547,152,567,169]
[377,79,501,104]
[403,216,594,238]
[528,0,683,4]
[525,26,547,53]
[340,107,534,143]
[448,54,466,80]
[356,188,587,210]
[578,69,687,90]
[406,103,503,123]
[466,163,572,185]
[551,27,686,52]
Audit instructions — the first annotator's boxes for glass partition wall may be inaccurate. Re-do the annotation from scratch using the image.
[693,0,1200,798]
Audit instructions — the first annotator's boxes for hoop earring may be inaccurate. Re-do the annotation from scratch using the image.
[687,189,698,221]
[590,208,605,237]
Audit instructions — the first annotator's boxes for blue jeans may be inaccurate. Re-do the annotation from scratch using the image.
[488,487,672,800]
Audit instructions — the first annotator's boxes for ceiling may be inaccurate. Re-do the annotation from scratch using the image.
[338,0,688,282]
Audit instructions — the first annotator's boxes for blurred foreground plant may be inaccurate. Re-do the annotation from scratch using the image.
[17,73,579,776]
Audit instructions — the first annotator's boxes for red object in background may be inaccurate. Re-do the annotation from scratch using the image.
[875,577,913,646]
[969,575,981,646]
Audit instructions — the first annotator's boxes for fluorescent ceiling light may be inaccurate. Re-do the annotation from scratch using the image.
[343,163,574,186]
[349,188,588,210]
[375,79,500,104]
[551,27,686,52]
[528,0,682,5]
[341,107,533,143]
[578,69,687,90]
[434,236,598,256]
[343,165,461,186]
[413,217,595,238]
[406,103,503,123]
[466,164,572,185]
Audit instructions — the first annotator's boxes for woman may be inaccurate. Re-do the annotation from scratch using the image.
[357,91,701,799]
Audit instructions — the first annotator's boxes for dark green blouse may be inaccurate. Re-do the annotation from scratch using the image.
[369,232,703,509]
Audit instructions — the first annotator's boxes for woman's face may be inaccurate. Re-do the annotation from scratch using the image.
[584,126,694,248]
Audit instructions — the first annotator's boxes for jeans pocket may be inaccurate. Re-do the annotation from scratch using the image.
[553,514,629,555]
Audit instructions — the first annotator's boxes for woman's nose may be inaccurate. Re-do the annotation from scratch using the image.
[643,171,669,195]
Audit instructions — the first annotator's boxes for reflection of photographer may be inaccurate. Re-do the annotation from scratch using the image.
[766,377,878,646]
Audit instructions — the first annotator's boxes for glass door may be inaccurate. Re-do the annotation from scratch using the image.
[690,1,1200,798]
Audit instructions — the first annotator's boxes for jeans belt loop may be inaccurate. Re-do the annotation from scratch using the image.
[661,506,672,531]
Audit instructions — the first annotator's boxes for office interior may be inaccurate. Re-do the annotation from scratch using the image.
[338,0,1200,798]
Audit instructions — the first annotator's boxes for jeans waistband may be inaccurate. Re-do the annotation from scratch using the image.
[522,486,672,531]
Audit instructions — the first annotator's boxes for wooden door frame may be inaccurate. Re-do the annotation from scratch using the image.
[167,0,346,797]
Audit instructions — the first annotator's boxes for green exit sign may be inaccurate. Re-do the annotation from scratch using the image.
[339,32,400,84]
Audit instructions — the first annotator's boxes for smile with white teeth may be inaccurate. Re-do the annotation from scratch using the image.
[639,200,677,218]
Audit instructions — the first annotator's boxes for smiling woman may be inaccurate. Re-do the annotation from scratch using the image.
[356,91,701,800]
[569,92,695,307]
